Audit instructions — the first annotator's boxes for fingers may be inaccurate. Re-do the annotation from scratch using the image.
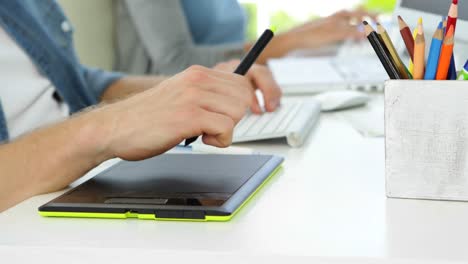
[246,65,282,112]
[197,110,236,147]
[213,60,262,113]
[182,65,253,101]
[335,9,377,21]
[194,90,249,124]
[250,92,262,114]
[213,59,241,72]
[185,65,250,89]
[191,71,252,104]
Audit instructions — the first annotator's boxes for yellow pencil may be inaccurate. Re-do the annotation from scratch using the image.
[377,23,411,79]
[413,18,425,79]
[408,27,418,74]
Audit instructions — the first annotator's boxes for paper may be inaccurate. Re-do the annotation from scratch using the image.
[340,95,385,138]
[268,57,344,87]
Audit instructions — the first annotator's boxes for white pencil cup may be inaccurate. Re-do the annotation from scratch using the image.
[385,80,468,201]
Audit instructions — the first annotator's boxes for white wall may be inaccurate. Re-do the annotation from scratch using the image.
[58,0,115,71]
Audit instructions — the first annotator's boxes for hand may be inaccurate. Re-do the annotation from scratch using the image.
[281,9,378,50]
[98,65,253,161]
[214,60,282,113]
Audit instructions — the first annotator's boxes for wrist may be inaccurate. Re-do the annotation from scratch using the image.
[73,105,118,165]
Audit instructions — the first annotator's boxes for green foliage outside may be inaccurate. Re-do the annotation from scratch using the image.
[362,0,397,13]
[242,0,397,40]
[242,3,258,41]
[269,11,300,34]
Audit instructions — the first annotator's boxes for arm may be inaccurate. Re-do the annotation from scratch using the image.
[119,0,245,75]
[100,75,168,102]
[81,65,168,103]
[0,66,253,212]
[248,9,376,64]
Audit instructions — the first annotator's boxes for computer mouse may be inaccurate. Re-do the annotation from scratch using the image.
[314,90,371,111]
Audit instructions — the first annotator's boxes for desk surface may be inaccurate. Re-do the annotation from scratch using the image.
[1,97,468,263]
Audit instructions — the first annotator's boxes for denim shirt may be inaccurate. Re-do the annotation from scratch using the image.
[180,0,246,45]
[0,0,124,142]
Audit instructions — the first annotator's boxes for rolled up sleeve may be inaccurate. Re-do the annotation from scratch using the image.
[81,66,125,101]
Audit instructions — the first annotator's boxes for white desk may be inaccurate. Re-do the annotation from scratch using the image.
[1,98,468,264]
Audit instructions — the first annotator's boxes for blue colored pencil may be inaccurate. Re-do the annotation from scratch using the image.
[424,22,444,80]
[447,55,457,80]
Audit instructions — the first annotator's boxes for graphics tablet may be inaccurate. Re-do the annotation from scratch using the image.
[39,154,283,222]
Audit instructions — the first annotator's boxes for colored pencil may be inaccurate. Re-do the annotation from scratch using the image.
[398,16,415,61]
[363,21,401,79]
[446,0,458,80]
[447,51,458,80]
[413,18,425,79]
[446,0,458,33]
[377,23,410,79]
[424,22,444,80]
[457,60,468,80]
[436,26,455,80]
[409,27,417,74]
[443,18,447,34]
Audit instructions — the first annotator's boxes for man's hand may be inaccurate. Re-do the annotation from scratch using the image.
[0,65,256,212]
[99,65,253,161]
[213,60,282,114]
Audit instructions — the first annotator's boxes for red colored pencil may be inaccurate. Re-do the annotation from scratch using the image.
[446,0,458,36]
[398,16,415,61]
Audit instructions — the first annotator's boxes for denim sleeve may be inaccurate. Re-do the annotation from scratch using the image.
[81,65,126,101]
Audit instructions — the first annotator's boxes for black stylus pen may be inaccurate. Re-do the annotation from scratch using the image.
[184,29,275,147]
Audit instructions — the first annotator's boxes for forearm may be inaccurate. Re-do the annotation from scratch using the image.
[0,107,113,212]
[100,76,167,102]
[244,32,302,64]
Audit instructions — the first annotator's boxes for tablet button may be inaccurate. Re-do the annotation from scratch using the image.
[183,211,205,219]
[155,210,184,219]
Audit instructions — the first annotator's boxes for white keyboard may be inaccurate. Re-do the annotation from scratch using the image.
[233,100,321,147]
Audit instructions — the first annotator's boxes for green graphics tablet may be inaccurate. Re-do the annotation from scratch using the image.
[39,154,283,222]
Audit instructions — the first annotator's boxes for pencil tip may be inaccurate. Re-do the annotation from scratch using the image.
[453,0,458,5]
[438,21,443,29]
[418,17,423,25]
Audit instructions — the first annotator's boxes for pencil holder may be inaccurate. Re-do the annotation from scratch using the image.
[385,80,468,201]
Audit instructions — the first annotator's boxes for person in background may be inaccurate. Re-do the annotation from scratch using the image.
[0,1,282,212]
[115,0,374,75]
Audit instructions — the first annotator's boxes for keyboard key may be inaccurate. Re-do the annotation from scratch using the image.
[276,102,302,132]
[244,112,275,137]
[261,104,291,135]
[232,100,321,147]
[234,114,261,137]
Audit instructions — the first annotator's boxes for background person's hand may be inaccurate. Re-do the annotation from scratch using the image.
[288,9,378,49]
[214,60,282,114]
[252,8,378,63]
[98,65,253,161]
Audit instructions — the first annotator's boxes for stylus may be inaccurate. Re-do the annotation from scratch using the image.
[184,29,275,147]
[176,144,257,155]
